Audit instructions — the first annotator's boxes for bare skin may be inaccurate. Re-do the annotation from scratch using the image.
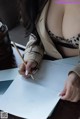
[47,1,80,56]
[47,0,80,102]
[19,0,80,102]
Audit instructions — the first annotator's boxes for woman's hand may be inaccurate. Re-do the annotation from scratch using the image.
[60,72,80,102]
[18,60,38,78]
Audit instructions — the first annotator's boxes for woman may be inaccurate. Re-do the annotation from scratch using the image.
[18,0,80,102]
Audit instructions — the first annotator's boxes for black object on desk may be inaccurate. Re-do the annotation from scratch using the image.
[0,22,17,70]
[0,80,13,95]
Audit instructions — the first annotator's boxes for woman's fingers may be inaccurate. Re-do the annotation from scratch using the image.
[19,63,26,76]
[60,84,72,101]
[60,87,80,102]
[68,87,80,102]
[59,84,66,96]
[60,75,80,102]
[25,61,37,75]
[25,62,33,76]
[18,61,37,78]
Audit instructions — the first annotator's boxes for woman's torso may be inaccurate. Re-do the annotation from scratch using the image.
[47,0,80,57]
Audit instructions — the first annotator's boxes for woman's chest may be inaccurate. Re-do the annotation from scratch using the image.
[63,5,80,39]
[47,2,80,57]
[47,3,80,38]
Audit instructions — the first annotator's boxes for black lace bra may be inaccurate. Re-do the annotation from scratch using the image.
[48,30,80,49]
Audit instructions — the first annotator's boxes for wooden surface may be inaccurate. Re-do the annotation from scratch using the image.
[48,99,80,119]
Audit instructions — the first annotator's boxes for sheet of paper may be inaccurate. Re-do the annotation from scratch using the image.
[54,56,79,66]
[0,60,75,119]
[26,61,74,91]
[0,68,18,81]
[0,74,60,119]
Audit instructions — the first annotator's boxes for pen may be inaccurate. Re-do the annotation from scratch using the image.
[13,42,35,80]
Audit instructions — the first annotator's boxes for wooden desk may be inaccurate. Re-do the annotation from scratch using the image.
[48,99,80,119]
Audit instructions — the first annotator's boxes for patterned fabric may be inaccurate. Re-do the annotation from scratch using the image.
[48,30,80,49]
[24,33,44,64]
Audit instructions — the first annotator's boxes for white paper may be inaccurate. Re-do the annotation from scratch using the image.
[0,74,60,119]
[26,61,74,91]
[0,60,75,119]
[54,56,79,66]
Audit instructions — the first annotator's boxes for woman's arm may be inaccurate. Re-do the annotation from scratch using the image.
[19,33,44,77]
[18,0,45,76]
[24,33,44,65]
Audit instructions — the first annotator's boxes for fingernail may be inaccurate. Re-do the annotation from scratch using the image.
[59,93,61,96]
[25,70,29,75]
[59,94,61,96]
